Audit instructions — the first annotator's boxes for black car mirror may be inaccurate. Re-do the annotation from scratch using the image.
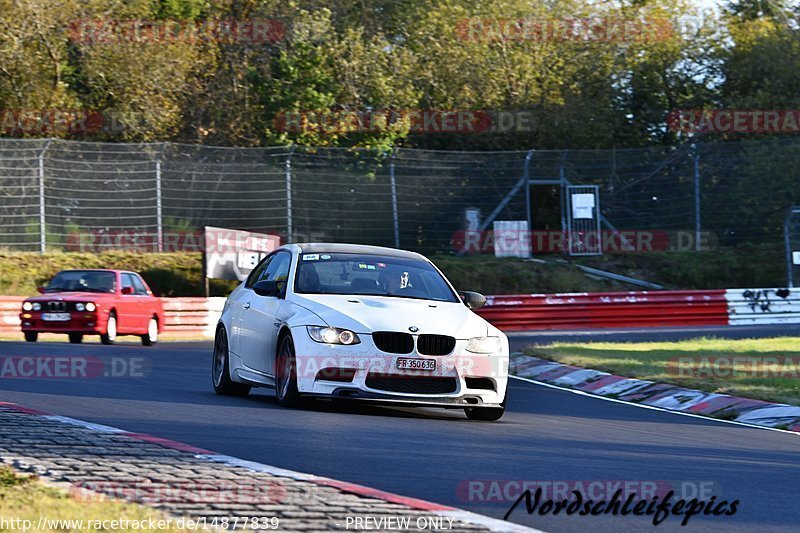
[459,291,487,309]
[253,280,283,297]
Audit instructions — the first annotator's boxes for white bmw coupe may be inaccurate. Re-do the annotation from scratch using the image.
[212,243,509,421]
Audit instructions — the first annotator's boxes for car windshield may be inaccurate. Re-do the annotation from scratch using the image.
[45,271,116,294]
[294,253,459,303]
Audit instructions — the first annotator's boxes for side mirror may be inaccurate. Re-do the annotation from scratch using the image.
[253,280,283,297]
[37,286,46,294]
[121,286,133,295]
[459,291,487,309]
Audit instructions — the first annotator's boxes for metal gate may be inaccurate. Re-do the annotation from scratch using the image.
[566,185,601,256]
[786,207,800,287]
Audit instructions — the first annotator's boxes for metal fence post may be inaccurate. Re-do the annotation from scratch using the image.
[155,143,164,252]
[390,149,400,248]
[559,151,567,242]
[693,144,701,251]
[38,139,52,254]
[786,207,800,288]
[786,210,793,288]
[285,147,294,243]
[524,150,533,236]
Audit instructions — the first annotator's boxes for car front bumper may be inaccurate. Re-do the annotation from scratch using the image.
[290,326,509,407]
[19,312,107,334]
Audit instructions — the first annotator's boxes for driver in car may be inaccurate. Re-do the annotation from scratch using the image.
[378,269,412,294]
[297,264,321,293]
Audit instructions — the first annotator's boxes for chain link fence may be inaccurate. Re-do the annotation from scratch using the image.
[0,138,798,255]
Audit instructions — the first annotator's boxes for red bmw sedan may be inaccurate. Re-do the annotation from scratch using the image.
[19,269,164,345]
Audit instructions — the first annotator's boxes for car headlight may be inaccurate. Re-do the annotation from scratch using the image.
[307,326,361,345]
[465,336,501,354]
[85,302,96,312]
[75,303,85,311]
[22,302,32,311]
[32,303,41,311]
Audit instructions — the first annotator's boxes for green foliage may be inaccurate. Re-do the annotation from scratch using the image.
[2,0,797,150]
[433,255,622,294]
[0,246,791,298]
[0,467,31,487]
[526,336,800,406]
[0,251,236,297]
[575,243,788,289]
[151,0,207,20]
[162,217,194,232]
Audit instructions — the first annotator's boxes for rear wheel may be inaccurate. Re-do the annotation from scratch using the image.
[212,327,250,396]
[141,317,158,346]
[68,333,83,344]
[465,395,506,422]
[24,332,37,343]
[100,312,117,345]
[275,334,301,407]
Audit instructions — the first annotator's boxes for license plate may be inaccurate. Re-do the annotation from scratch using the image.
[42,312,71,321]
[396,358,435,371]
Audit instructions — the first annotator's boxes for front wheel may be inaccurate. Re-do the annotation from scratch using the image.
[275,335,301,407]
[141,317,158,346]
[24,332,38,342]
[465,395,506,421]
[212,327,250,396]
[68,333,83,344]
[100,313,117,345]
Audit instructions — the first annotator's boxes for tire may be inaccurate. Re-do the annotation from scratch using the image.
[275,334,301,407]
[465,395,507,422]
[100,312,117,345]
[212,327,251,396]
[141,317,158,346]
[24,332,38,343]
[68,333,83,344]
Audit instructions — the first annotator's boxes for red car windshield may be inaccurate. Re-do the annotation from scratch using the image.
[45,271,116,294]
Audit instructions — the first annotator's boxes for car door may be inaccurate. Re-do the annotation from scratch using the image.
[130,274,153,332]
[229,255,273,356]
[119,273,143,333]
[238,251,292,375]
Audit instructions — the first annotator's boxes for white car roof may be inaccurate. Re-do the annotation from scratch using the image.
[282,243,427,261]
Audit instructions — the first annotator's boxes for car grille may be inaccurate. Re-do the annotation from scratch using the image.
[365,374,458,395]
[372,332,414,354]
[417,334,456,355]
[46,301,67,312]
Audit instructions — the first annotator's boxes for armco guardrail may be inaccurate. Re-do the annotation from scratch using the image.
[726,288,800,325]
[476,290,730,330]
[0,296,225,338]
[1,289,797,337]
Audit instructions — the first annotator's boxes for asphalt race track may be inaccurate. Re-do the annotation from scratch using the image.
[1,325,798,532]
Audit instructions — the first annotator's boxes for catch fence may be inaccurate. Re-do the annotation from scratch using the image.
[0,138,797,255]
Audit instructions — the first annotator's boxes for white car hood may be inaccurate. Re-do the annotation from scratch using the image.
[291,294,488,339]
